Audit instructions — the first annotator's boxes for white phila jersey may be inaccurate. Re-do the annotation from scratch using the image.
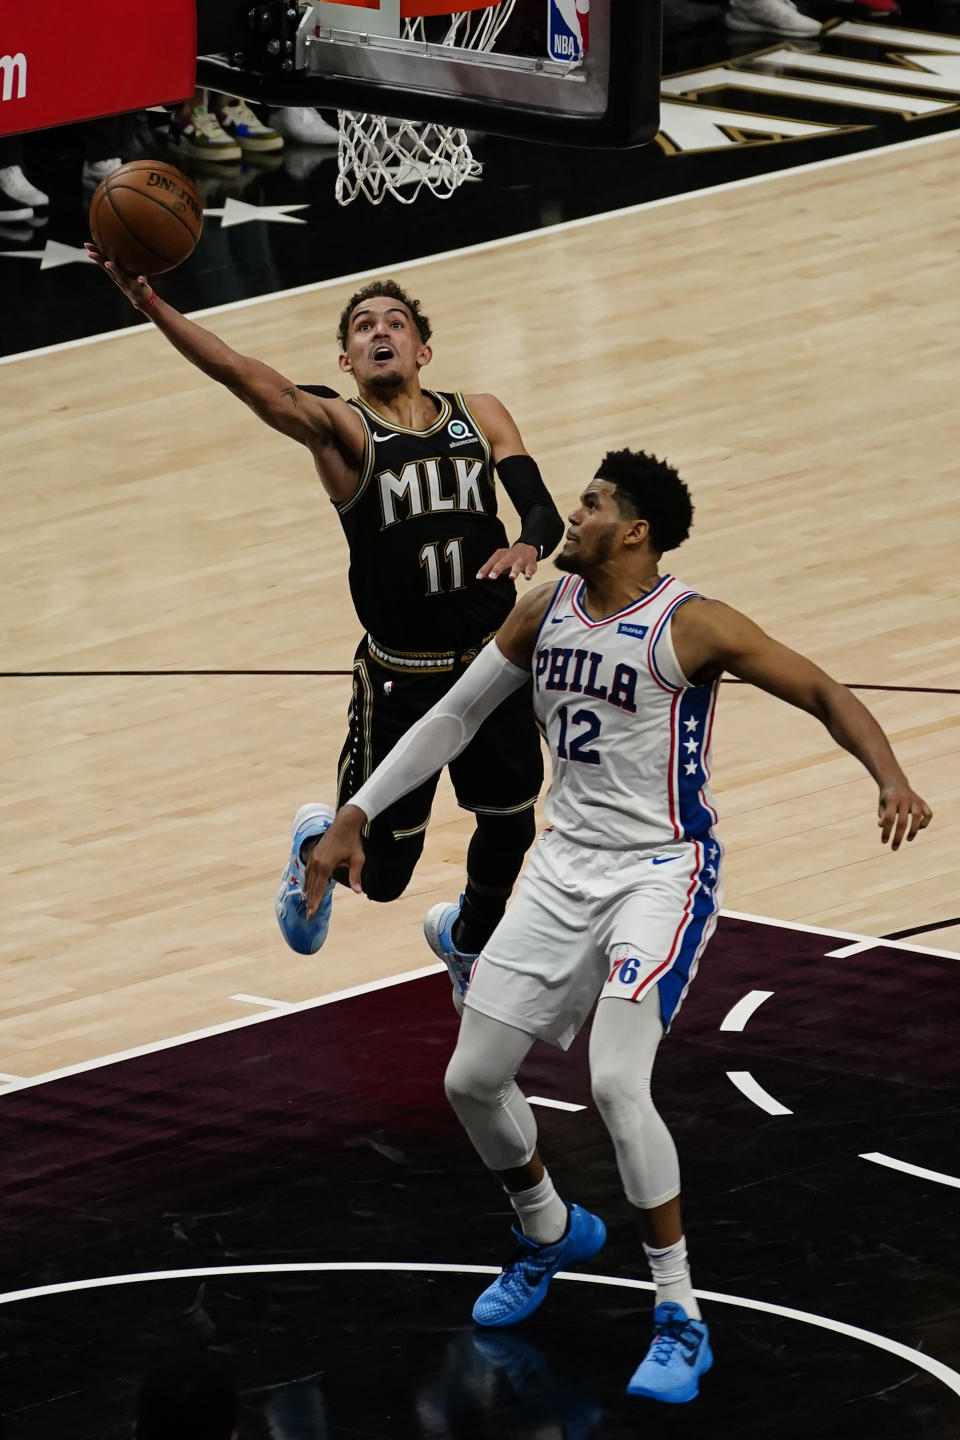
[533,573,720,849]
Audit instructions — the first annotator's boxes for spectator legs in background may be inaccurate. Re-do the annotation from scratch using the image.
[169,90,243,163]
[216,96,285,152]
[725,0,821,33]
[268,107,340,145]
[0,135,49,221]
[81,117,125,186]
[168,90,284,161]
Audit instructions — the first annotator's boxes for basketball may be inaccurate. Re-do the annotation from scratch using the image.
[88,160,203,276]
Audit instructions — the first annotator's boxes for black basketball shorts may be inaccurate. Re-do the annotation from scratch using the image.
[336,635,544,851]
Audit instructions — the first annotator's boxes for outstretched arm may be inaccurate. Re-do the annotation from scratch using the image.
[85,248,355,469]
[672,598,933,850]
[466,394,564,582]
[303,584,552,911]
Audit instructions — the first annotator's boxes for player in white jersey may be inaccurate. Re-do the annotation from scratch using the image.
[301,448,932,1403]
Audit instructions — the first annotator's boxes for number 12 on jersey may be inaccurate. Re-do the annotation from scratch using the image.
[420,537,466,595]
[556,704,601,764]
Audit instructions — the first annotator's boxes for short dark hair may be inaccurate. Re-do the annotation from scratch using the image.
[595,448,693,554]
[135,1355,238,1440]
[337,280,432,351]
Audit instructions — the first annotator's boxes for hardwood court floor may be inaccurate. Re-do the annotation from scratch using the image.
[2,137,958,1078]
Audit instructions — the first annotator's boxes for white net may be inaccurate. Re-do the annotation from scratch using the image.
[334,0,518,207]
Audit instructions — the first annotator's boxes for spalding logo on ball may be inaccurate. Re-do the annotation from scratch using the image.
[89,160,203,276]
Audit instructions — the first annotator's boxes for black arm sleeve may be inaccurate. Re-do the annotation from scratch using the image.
[496,454,565,560]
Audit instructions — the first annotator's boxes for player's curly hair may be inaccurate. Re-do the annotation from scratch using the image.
[337,280,432,351]
[595,448,694,555]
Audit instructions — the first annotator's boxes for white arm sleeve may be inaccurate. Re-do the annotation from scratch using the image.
[349,641,530,822]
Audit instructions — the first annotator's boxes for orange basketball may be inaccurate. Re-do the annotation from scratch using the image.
[89,160,203,276]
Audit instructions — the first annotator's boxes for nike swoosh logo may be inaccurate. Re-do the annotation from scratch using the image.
[651,856,680,865]
[372,431,398,442]
[549,615,570,624]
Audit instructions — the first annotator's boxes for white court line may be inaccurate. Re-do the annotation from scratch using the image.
[528,1096,587,1112]
[0,1073,23,1083]
[861,1152,960,1191]
[0,1260,956,1399]
[3,126,960,369]
[721,908,960,964]
[719,989,774,1032]
[825,939,878,958]
[0,961,446,1097]
[727,1070,794,1116]
[230,993,293,1011]
[1,910,955,1097]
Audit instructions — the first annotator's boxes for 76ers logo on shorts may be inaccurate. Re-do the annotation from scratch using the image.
[548,0,589,61]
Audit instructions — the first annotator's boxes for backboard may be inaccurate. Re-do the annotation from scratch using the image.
[196,0,660,148]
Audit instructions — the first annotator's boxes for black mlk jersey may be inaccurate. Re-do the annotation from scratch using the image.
[335,391,516,655]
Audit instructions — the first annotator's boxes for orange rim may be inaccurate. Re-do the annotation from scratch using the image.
[400,0,502,14]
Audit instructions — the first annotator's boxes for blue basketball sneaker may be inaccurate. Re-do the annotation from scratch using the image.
[274,802,336,955]
[626,1301,713,1403]
[423,896,478,1014]
[472,1204,607,1327]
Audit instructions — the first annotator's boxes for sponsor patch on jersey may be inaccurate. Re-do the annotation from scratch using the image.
[447,419,475,446]
[617,622,649,639]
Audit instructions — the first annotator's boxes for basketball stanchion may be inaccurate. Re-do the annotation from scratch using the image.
[196,2,659,158]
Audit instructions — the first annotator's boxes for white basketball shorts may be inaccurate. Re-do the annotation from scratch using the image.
[464,826,723,1049]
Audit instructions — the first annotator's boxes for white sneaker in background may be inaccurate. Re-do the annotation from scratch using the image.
[269,107,340,146]
[726,0,821,33]
[81,157,124,185]
[217,99,285,153]
[0,165,49,210]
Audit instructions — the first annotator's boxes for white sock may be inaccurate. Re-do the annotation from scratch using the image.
[507,1171,568,1245]
[643,1236,701,1320]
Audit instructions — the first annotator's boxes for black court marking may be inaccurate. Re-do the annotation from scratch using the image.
[0,916,957,1438]
[722,679,960,696]
[883,916,960,940]
[2,671,959,697]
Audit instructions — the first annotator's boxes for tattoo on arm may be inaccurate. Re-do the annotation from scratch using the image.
[281,386,299,407]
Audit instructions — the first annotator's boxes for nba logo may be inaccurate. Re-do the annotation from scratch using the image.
[547,0,589,61]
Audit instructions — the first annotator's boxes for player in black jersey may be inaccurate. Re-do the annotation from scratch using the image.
[87,258,564,996]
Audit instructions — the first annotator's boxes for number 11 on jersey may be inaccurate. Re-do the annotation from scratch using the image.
[420,538,466,595]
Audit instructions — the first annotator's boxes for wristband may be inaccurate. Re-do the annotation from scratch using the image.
[496,454,564,560]
[137,288,158,313]
[518,502,565,559]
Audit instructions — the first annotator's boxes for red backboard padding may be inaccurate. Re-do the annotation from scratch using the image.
[0,0,196,137]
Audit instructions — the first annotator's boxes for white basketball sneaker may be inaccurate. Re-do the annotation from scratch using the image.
[275,803,336,955]
[0,165,49,210]
[268,107,340,146]
[726,0,820,33]
[424,896,479,1014]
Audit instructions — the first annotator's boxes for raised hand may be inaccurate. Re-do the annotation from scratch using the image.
[84,244,154,309]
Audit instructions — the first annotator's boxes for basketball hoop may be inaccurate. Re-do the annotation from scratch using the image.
[332,0,517,206]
